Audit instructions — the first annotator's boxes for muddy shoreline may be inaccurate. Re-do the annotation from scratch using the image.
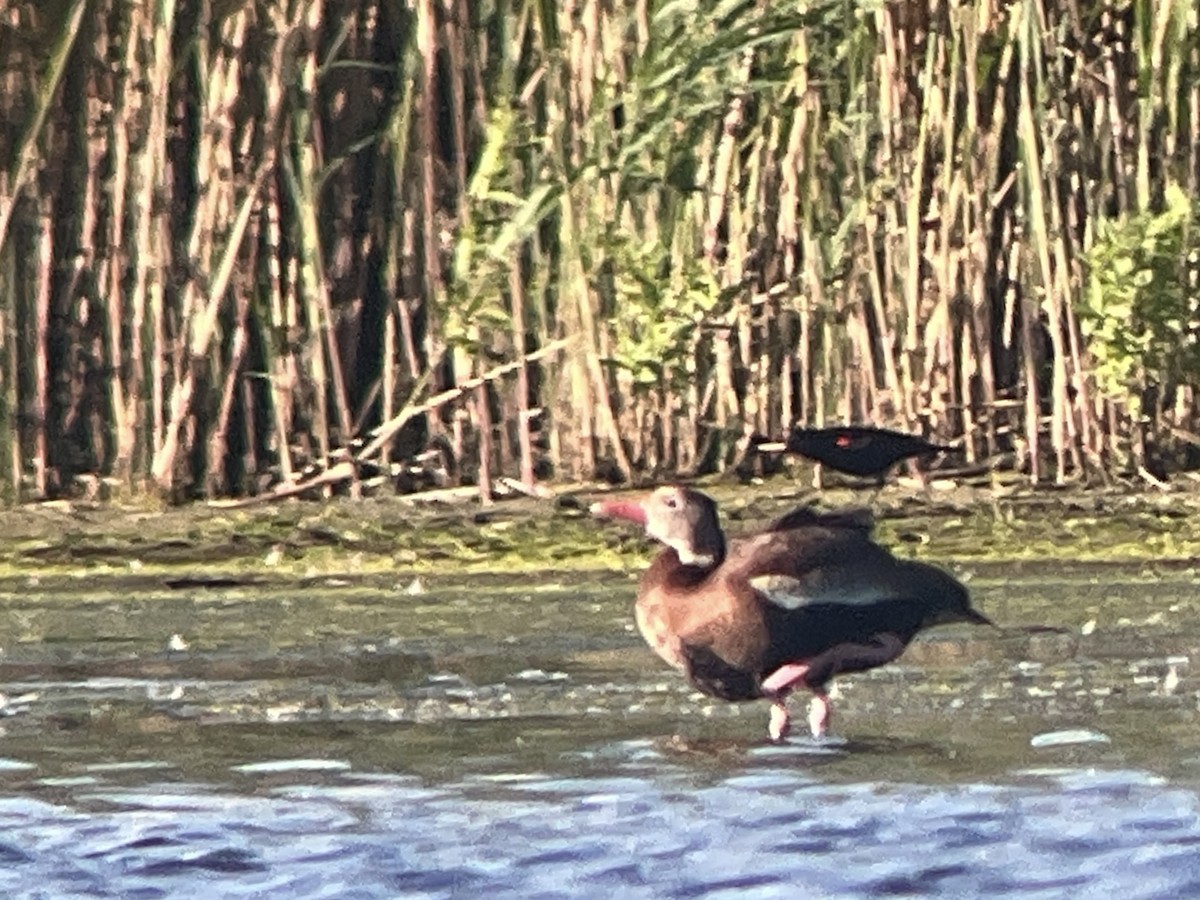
[0,474,1192,785]
[2,476,1199,582]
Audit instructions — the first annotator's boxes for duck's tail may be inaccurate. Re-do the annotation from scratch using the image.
[960,608,1070,635]
[961,607,999,629]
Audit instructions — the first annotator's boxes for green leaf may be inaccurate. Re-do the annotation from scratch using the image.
[486,183,564,262]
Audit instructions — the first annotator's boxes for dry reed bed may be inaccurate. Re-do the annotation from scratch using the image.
[0,0,1197,503]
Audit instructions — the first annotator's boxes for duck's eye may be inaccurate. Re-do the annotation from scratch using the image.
[663,495,679,510]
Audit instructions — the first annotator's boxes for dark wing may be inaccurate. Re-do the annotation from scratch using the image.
[766,504,875,535]
[724,523,883,588]
[758,598,926,671]
[728,526,980,669]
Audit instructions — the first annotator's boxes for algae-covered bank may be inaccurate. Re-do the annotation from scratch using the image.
[4,478,1200,578]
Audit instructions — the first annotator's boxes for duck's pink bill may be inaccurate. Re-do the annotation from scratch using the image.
[590,499,647,524]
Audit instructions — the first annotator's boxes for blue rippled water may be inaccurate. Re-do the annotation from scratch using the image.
[1,752,1198,899]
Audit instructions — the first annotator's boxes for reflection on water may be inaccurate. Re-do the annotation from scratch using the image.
[0,565,1195,897]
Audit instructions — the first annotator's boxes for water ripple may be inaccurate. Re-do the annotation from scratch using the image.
[0,764,1195,898]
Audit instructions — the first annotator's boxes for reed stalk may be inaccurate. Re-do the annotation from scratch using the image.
[0,0,1196,500]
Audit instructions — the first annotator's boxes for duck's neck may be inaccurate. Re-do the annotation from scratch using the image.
[664,530,726,580]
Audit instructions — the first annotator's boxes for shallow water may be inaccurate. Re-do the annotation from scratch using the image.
[0,562,1196,898]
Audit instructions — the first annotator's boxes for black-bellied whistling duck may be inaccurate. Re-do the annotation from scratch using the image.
[755,426,953,478]
[591,485,991,741]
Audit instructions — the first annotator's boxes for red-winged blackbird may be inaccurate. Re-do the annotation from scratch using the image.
[756,426,953,478]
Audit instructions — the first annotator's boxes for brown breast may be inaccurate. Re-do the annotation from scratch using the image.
[634,551,771,679]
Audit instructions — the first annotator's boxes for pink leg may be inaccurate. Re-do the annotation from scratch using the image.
[807,692,830,737]
[768,700,791,742]
[761,662,811,743]
[762,634,907,741]
[761,662,812,696]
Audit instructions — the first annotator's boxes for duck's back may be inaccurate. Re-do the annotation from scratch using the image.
[722,514,976,668]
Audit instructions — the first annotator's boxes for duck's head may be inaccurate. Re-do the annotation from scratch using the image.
[590,485,725,568]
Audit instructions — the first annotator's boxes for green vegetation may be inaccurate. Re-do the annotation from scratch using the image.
[1,482,1199,584]
[1081,184,1200,415]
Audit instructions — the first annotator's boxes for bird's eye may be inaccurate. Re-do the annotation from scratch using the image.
[663,495,678,509]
